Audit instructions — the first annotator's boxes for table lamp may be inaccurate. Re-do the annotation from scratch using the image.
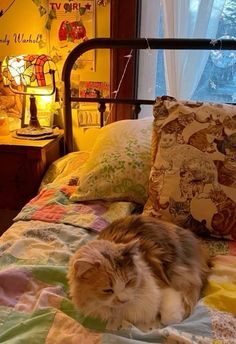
[1,54,57,138]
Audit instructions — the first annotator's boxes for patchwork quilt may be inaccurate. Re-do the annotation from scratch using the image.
[0,152,235,343]
[0,218,236,344]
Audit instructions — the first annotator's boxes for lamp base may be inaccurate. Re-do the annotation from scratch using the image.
[13,128,60,140]
[16,126,53,138]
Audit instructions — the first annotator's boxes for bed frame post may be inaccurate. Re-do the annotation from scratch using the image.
[98,102,106,127]
[132,103,141,119]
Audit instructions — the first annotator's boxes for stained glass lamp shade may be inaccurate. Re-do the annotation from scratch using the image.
[1,54,57,137]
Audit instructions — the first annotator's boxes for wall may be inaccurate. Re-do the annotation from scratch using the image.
[0,0,110,149]
[0,1,48,59]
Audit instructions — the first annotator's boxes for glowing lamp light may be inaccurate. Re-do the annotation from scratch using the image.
[1,54,57,138]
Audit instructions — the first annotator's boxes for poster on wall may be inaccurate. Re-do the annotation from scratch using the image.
[79,81,109,98]
[77,80,110,127]
[49,0,95,74]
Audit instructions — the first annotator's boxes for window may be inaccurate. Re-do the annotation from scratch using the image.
[140,0,236,103]
[193,1,236,102]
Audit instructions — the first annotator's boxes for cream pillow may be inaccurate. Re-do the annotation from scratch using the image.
[143,96,236,240]
[40,151,90,190]
[70,118,152,204]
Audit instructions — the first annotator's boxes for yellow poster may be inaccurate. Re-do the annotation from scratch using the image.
[48,0,95,74]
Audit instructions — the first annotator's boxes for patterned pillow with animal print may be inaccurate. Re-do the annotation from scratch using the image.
[143,96,236,240]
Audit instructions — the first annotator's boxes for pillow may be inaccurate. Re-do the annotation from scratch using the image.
[70,118,152,204]
[143,96,236,240]
[40,151,90,190]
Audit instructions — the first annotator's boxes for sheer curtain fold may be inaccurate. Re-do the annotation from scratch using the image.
[162,0,226,99]
[138,0,161,102]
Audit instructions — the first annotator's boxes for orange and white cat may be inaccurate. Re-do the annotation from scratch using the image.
[67,215,209,330]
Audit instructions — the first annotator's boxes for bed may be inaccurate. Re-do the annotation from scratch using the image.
[0,38,236,344]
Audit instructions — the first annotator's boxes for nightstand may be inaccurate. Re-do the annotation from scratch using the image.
[0,130,64,233]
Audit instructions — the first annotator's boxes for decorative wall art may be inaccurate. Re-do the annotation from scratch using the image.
[79,80,109,98]
[77,80,109,127]
[46,0,96,73]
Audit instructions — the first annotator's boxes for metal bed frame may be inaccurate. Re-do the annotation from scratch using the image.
[62,37,236,153]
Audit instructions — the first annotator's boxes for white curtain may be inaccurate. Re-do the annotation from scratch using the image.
[138,0,161,103]
[162,0,226,99]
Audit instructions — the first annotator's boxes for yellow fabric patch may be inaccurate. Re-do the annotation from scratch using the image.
[204,280,236,315]
[203,255,236,315]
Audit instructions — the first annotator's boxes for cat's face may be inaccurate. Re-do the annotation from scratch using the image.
[178,112,194,126]
[206,125,223,142]
[223,147,236,169]
[183,158,216,181]
[223,117,236,136]
[210,190,227,204]
[169,199,190,223]
[68,240,141,315]
[195,106,224,124]
[159,132,176,148]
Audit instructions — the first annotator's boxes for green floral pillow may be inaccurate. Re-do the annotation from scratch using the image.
[70,118,152,204]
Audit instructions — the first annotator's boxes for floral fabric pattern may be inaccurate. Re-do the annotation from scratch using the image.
[40,151,90,190]
[144,96,236,240]
[70,119,152,205]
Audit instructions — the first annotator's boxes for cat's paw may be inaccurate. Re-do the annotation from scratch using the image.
[135,319,161,332]
[160,288,185,326]
[160,309,185,326]
[106,319,122,331]
[118,320,133,331]
[106,319,132,331]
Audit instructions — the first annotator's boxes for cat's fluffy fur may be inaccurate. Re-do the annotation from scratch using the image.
[67,215,210,330]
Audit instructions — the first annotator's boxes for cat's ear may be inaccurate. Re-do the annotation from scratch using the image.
[122,240,140,257]
[73,259,99,278]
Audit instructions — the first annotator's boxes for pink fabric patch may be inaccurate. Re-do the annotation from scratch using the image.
[229,241,236,256]
[0,268,31,307]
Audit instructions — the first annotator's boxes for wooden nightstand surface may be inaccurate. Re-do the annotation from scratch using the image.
[0,129,64,212]
[0,129,63,148]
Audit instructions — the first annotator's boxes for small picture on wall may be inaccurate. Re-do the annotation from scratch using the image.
[79,81,110,98]
[77,81,110,127]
